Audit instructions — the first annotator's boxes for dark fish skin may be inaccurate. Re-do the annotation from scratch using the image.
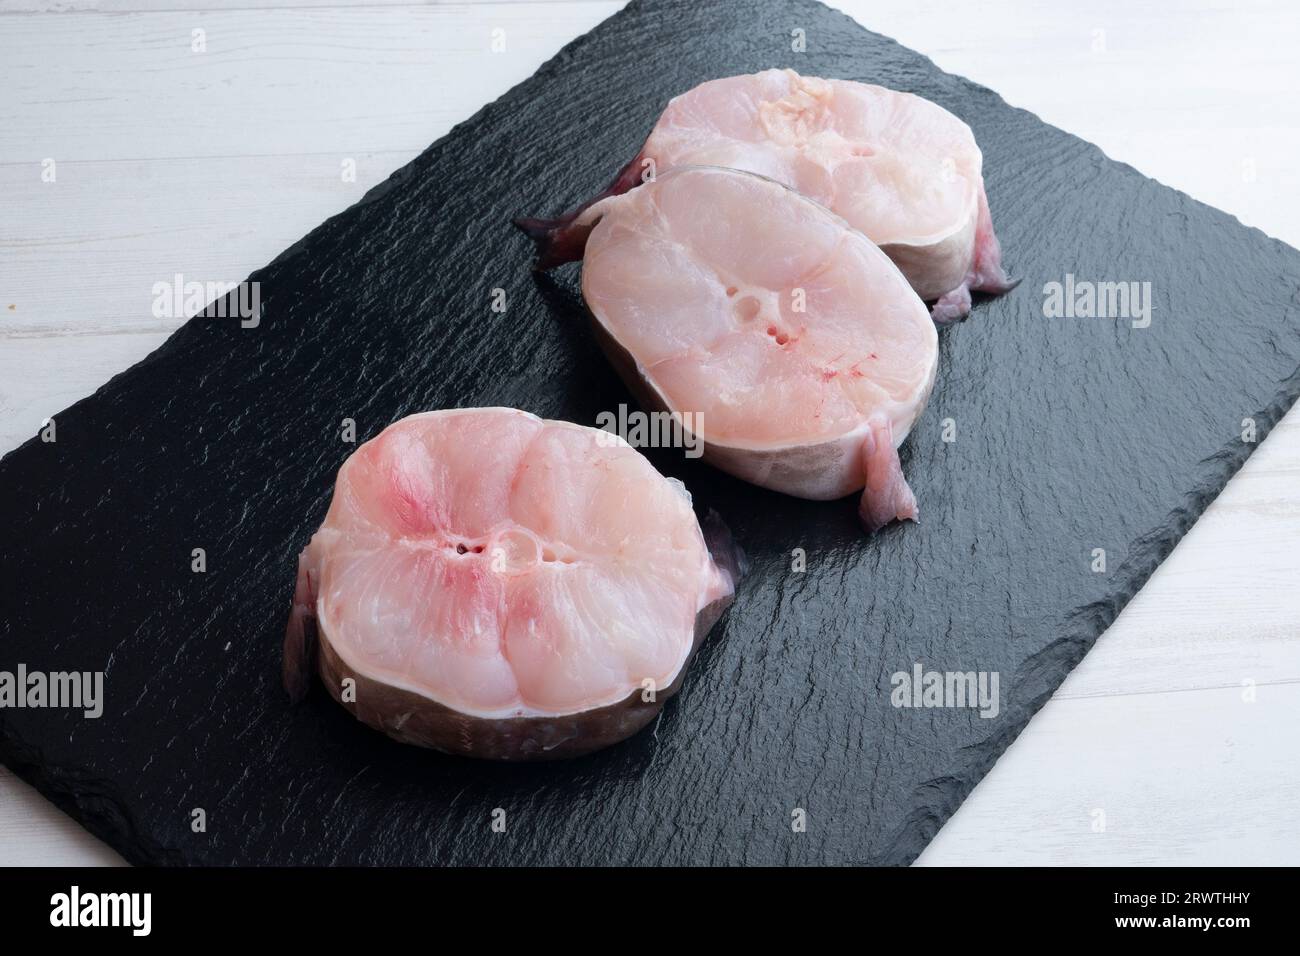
[282,515,744,761]
[513,152,645,270]
[311,586,733,761]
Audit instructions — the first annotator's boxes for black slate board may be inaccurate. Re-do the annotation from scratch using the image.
[3,0,1299,867]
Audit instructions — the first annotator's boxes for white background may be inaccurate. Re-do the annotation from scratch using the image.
[0,0,1297,865]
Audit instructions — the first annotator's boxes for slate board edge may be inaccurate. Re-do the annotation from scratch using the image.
[882,369,1300,864]
[3,0,1298,866]
[807,0,1300,862]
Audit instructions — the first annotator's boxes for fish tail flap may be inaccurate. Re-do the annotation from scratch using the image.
[858,417,919,534]
[283,548,320,703]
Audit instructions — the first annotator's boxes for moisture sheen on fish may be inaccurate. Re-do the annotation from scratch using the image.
[561,165,938,530]
[518,69,1015,322]
[283,408,741,760]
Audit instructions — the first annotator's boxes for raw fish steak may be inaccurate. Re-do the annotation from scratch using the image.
[547,165,938,530]
[283,408,741,760]
[519,69,1014,322]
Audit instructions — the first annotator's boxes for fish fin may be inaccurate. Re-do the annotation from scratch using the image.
[930,284,972,325]
[283,550,319,703]
[512,214,601,271]
[701,507,748,588]
[967,183,1018,296]
[929,184,1018,324]
[858,417,919,534]
[513,152,646,270]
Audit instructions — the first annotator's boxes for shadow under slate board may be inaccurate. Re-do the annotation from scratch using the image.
[2,0,1299,867]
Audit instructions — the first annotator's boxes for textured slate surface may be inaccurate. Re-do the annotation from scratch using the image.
[2,0,1299,866]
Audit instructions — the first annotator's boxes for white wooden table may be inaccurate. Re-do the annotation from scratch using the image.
[1,0,1297,866]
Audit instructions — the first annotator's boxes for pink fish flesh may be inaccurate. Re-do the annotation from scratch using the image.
[283,408,741,760]
[518,69,1015,322]
[561,165,937,531]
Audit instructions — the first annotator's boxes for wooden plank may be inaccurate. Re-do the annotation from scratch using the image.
[0,767,127,866]
[0,331,173,452]
[857,0,1300,247]
[0,152,419,336]
[3,0,1297,338]
[917,681,1300,865]
[4,0,614,10]
[0,4,624,163]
